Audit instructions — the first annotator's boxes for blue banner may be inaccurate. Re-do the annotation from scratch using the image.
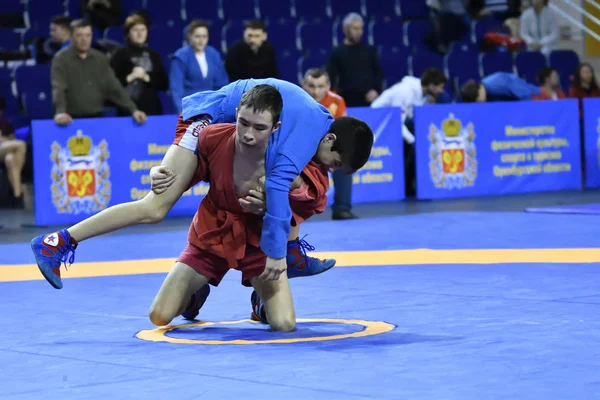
[33,107,405,226]
[32,116,209,226]
[326,107,405,205]
[415,100,582,199]
[583,98,600,188]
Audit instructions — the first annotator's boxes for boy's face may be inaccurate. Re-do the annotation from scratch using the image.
[314,133,345,172]
[235,105,280,148]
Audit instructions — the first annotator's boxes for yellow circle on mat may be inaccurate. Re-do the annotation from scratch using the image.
[136,318,395,345]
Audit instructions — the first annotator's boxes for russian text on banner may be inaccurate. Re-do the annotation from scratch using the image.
[32,116,209,226]
[327,106,405,205]
[583,98,600,188]
[414,100,582,199]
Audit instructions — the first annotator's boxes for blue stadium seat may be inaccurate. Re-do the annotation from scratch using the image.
[515,51,547,85]
[365,0,399,18]
[159,91,175,115]
[473,17,506,44]
[185,0,221,21]
[0,68,20,117]
[222,0,258,20]
[15,65,51,97]
[449,41,478,54]
[146,0,183,27]
[411,51,444,77]
[299,21,334,52]
[277,49,301,84]
[480,52,514,76]
[446,51,479,83]
[2,0,24,13]
[207,20,225,50]
[104,26,125,44]
[294,0,329,21]
[258,0,293,19]
[330,0,366,19]
[222,19,248,51]
[399,0,428,19]
[23,27,48,43]
[298,50,330,77]
[266,18,298,52]
[378,45,409,87]
[0,29,21,50]
[549,50,580,91]
[65,0,82,20]
[22,89,53,119]
[370,16,403,47]
[27,0,65,30]
[403,20,430,48]
[149,26,185,58]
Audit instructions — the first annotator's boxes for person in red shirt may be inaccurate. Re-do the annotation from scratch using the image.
[568,63,600,117]
[302,68,357,220]
[532,67,566,101]
[148,85,340,331]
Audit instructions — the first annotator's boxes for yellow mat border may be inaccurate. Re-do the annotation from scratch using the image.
[2,248,599,283]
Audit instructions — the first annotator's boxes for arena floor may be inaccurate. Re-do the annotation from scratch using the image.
[1,190,599,399]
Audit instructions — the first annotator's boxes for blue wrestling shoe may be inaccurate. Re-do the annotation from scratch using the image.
[250,290,268,324]
[30,229,77,289]
[182,284,211,321]
[286,236,336,279]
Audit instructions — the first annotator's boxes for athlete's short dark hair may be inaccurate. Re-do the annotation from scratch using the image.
[238,84,283,125]
[329,116,374,173]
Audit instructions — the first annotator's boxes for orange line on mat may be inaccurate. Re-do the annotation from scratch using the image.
[1,248,599,282]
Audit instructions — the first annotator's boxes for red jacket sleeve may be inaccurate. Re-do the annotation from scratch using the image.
[288,161,330,224]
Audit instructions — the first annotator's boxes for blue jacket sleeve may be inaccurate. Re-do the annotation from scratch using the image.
[260,154,298,259]
[169,56,186,114]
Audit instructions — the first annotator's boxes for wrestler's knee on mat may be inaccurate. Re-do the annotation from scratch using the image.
[148,304,175,327]
[268,313,296,332]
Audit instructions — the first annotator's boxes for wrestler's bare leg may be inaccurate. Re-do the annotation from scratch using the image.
[68,145,197,242]
[148,261,210,326]
[0,139,26,197]
[289,224,300,241]
[250,272,295,332]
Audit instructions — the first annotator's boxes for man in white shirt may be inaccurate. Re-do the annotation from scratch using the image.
[371,68,446,197]
[519,0,559,56]
[371,67,447,145]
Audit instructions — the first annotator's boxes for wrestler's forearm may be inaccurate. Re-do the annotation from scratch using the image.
[260,157,297,259]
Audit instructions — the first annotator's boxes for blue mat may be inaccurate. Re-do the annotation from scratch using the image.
[525,203,600,215]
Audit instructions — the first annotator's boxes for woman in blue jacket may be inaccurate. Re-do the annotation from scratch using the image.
[169,20,229,113]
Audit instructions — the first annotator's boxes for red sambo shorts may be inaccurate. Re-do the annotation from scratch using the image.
[177,242,266,287]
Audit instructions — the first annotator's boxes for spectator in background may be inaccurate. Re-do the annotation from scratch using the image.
[372,68,447,197]
[225,20,278,82]
[468,0,521,22]
[51,19,147,126]
[41,16,72,62]
[327,13,384,107]
[519,0,558,57]
[460,72,541,102]
[532,67,566,100]
[429,0,472,53]
[81,0,122,31]
[302,68,357,220]
[372,68,447,144]
[568,63,600,117]
[0,97,26,208]
[110,15,168,116]
[170,20,229,114]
